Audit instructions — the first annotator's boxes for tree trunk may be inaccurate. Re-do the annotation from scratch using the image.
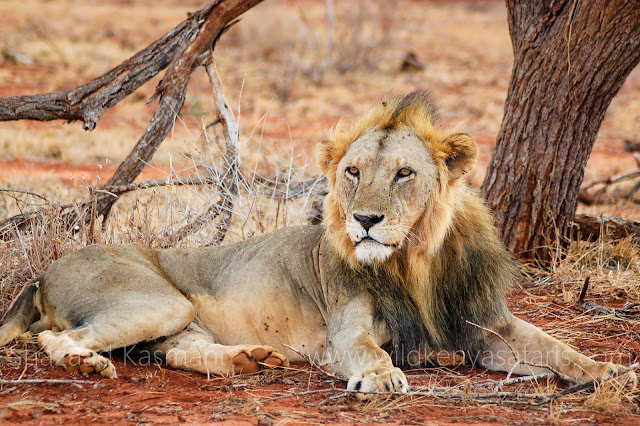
[481,1,640,260]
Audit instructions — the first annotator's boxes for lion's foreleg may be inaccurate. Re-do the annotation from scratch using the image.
[478,315,636,385]
[147,323,289,376]
[325,298,409,399]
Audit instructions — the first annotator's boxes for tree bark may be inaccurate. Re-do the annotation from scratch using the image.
[481,1,640,260]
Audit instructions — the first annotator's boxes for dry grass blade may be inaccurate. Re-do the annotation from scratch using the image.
[535,363,639,405]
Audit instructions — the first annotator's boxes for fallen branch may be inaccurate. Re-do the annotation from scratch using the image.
[572,214,640,243]
[0,378,92,385]
[579,168,640,205]
[472,372,555,391]
[582,169,640,192]
[0,0,264,240]
[575,277,640,318]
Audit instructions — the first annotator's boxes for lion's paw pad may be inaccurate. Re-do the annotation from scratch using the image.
[62,351,117,378]
[232,347,289,375]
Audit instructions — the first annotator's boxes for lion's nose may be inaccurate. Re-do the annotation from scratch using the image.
[353,213,384,231]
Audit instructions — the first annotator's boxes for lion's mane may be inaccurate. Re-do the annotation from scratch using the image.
[318,90,516,363]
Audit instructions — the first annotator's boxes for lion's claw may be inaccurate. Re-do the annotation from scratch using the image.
[347,367,409,400]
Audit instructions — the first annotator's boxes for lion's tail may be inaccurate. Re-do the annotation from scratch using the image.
[0,278,41,347]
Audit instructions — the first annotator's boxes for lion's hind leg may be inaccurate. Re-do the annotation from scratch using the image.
[37,284,196,379]
[38,329,118,378]
[147,322,289,376]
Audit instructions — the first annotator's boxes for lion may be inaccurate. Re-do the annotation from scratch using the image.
[0,90,635,398]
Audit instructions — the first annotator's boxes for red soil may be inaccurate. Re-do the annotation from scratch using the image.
[1,287,639,424]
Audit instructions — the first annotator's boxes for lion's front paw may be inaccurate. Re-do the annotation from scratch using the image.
[347,367,409,400]
[231,346,290,375]
[574,361,637,390]
[597,362,637,390]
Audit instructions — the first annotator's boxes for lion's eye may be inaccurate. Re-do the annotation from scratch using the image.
[346,166,360,178]
[396,168,414,179]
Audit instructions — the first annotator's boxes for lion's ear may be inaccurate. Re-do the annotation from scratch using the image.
[443,133,478,180]
[317,138,337,181]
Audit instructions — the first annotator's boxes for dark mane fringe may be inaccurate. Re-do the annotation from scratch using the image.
[325,244,429,367]
[426,219,516,353]
[323,205,517,367]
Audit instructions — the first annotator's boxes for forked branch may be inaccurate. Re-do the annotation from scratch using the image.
[0,0,264,240]
[163,57,240,247]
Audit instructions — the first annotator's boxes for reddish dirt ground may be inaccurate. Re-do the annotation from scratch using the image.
[2,287,639,425]
[0,160,167,186]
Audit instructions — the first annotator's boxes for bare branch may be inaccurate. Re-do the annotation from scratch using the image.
[0,2,214,130]
[0,0,265,240]
[162,56,240,247]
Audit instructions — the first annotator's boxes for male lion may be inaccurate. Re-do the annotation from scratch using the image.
[0,90,634,398]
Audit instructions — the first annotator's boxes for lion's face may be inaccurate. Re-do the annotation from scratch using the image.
[318,91,478,267]
[335,127,438,264]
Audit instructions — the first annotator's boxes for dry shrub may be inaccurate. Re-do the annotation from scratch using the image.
[222,0,396,100]
[0,123,317,317]
[584,379,636,413]
[551,236,640,302]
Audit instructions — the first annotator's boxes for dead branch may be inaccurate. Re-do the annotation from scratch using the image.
[259,176,329,201]
[0,176,222,240]
[0,378,93,386]
[0,189,50,203]
[0,0,264,240]
[582,169,640,192]
[579,168,640,205]
[0,8,202,129]
[162,56,240,247]
[572,214,640,243]
[535,363,639,405]
[472,372,555,391]
[575,277,640,318]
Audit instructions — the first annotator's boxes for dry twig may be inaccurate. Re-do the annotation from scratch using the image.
[162,56,240,247]
[575,277,640,318]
